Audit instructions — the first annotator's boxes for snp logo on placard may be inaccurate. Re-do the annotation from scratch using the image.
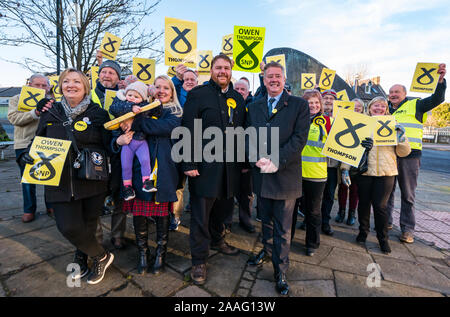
[165,17,198,68]
[233,25,265,73]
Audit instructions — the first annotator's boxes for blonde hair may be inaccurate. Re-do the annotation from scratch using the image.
[367,96,389,116]
[351,98,365,113]
[303,89,323,114]
[59,68,90,98]
[154,75,183,117]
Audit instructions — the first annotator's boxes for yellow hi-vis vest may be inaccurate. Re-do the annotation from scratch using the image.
[302,116,328,179]
[91,88,102,108]
[393,99,426,150]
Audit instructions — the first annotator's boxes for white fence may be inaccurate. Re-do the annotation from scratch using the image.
[423,127,450,144]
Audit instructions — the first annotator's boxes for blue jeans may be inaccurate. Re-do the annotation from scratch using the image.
[15,149,52,214]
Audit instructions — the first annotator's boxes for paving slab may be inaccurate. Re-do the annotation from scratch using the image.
[289,241,333,266]
[334,271,444,297]
[4,253,126,297]
[289,280,336,297]
[373,255,450,294]
[403,240,447,259]
[415,256,449,269]
[320,247,375,276]
[104,281,144,297]
[434,266,450,280]
[250,279,280,297]
[201,253,248,297]
[0,225,74,275]
[174,285,212,297]
[366,239,416,262]
[131,267,185,297]
[257,260,334,282]
[0,215,55,240]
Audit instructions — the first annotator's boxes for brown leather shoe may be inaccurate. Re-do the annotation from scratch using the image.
[399,232,414,244]
[22,213,35,223]
[190,264,206,285]
[211,241,239,256]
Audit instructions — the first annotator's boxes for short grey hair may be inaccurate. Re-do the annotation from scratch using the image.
[234,79,250,90]
[29,73,50,87]
[263,61,285,78]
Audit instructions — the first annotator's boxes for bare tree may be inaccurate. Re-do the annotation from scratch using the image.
[0,0,164,73]
[344,63,369,86]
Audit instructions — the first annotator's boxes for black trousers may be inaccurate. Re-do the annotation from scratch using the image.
[53,193,106,258]
[321,167,338,228]
[189,194,234,265]
[303,180,326,248]
[225,171,254,227]
[258,196,296,275]
[357,175,395,242]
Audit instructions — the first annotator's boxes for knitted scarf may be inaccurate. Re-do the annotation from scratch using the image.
[61,95,91,124]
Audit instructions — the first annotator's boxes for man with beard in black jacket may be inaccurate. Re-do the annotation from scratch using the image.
[182,54,246,285]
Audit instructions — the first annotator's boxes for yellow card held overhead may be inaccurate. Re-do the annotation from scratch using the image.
[318,68,336,90]
[374,115,397,146]
[197,50,213,75]
[48,75,62,101]
[100,32,122,60]
[333,100,355,117]
[133,57,156,84]
[233,25,265,73]
[301,73,316,90]
[165,17,197,68]
[322,109,375,167]
[90,66,99,90]
[221,34,233,57]
[17,86,45,112]
[266,54,286,77]
[21,136,72,186]
[336,89,350,101]
[167,66,177,78]
[410,62,440,94]
[104,90,117,119]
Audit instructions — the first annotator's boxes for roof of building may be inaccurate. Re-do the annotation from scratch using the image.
[0,87,21,98]
[352,77,387,102]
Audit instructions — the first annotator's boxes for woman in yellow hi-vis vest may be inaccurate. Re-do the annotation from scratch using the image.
[291,89,331,257]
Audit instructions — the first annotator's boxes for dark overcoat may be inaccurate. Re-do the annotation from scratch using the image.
[181,79,246,199]
[246,91,310,200]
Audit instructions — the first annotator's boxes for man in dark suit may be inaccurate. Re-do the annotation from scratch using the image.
[182,54,246,285]
[246,61,309,295]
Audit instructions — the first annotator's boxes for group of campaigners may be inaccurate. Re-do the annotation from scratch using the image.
[8,51,446,294]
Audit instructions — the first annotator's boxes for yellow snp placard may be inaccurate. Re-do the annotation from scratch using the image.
[133,57,156,85]
[374,115,397,146]
[21,136,72,186]
[266,54,286,77]
[233,25,265,73]
[301,73,316,90]
[322,109,375,167]
[333,100,355,118]
[197,50,213,75]
[167,66,177,78]
[336,89,349,101]
[99,32,122,60]
[221,34,233,57]
[410,62,440,94]
[165,17,198,68]
[318,68,336,90]
[90,66,99,90]
[17,86,46,112]
[48,75,62,101]
[104,89,117,119]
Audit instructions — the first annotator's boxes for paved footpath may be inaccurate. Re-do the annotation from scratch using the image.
[0,145,449,298]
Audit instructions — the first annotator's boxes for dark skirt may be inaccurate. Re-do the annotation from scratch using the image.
[123,198,172,217]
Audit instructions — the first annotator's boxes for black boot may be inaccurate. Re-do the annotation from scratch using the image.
[346,209,356,226]
[335,209,345,223]
[133,216,149,275]
[150,216,169,275]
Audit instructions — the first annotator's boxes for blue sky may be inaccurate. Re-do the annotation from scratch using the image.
[1,0,449,101]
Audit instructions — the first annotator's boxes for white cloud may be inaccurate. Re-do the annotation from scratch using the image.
[263,0,450,100]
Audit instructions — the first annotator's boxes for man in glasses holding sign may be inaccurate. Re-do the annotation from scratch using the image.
[386,63,446,244]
